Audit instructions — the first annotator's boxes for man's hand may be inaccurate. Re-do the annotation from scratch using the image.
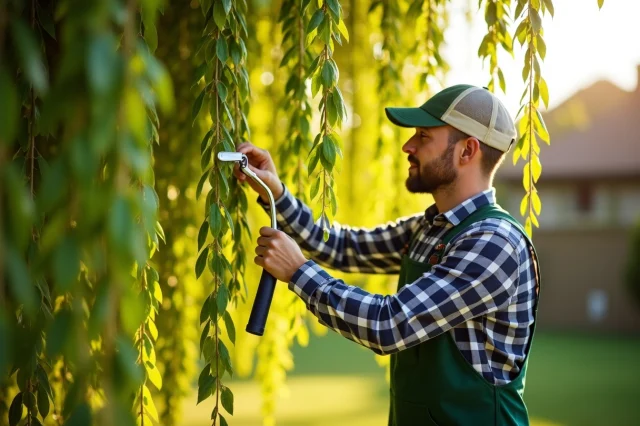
[234,142,283,202]
[254,227,307,283]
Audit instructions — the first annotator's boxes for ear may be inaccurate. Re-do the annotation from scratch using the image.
[459,137,480,165]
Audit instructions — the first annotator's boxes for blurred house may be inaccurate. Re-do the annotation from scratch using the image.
[495,65,640,334]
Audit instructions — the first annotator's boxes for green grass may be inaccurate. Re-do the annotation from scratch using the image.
[181,331,640,426]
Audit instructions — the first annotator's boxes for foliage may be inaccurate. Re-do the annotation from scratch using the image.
[0,0,606,425]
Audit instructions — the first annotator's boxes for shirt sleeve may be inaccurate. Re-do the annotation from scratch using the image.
[258,184,424,274]
[288,226,521,355]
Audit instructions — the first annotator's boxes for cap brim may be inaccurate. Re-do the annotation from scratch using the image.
[385,107,447,128]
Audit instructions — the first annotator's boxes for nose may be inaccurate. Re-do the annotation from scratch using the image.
[402,137,416,155]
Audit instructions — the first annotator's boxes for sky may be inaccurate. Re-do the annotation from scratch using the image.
[443,0,640,115]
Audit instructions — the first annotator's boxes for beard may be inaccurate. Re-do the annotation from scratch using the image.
[406,143,457,194]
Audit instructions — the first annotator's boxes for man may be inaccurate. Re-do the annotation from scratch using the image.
[233,84,540,426]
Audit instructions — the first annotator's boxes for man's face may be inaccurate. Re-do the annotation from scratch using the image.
[402,126,457,194]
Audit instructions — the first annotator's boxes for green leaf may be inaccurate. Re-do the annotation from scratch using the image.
[87,33,119,96]
[217,37,229,62]
[9,392,23,426]
[196,247,209,279]
[36,365,54,401]
[219,413,229,426]
[307,10,325,34]
[310,178,321,200]
[218,340,233,377]
[543,0,555,16]
[197,169,210,200]
[538,77,549,109]
[514,20,528,46]
[597,0,604,9]
[202,336,214,360]
[533,109,550,143]
[222,0,232,14]
[497,68,506,93]
[530,10,542,32]
[145,360,163,390]
[37,384,50,419]
[221,387,234,415]
[523,162,531,192]
[520,195,528,217]
[223,311,236,345]
[308,147,320,176]
[532,190,542,215]
[217,81,228,101]
[193,88,206,121]
[36,3,56,40]
[217,284,229,317]
[11,21,48,94]
[532,154,542,182]
[197,374,215,405]
[337,19,349,42]
[198,221,209,251]
[142,385,159,421]
[322,138,336,170]
[536,35,546,60]
[213,1,227,28]
[144,22,158,53]
[222,204,234,238]
[209,204,223,237]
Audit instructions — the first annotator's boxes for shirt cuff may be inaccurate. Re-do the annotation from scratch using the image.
[256,182,291,212]
[289,260,332,305]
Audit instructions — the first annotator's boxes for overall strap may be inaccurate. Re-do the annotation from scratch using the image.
[427,204,538,266]
[442,204,531,246]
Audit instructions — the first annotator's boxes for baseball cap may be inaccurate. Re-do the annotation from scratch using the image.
[385,84,517,152]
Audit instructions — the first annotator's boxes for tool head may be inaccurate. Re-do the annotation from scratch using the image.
[217,152,248,168]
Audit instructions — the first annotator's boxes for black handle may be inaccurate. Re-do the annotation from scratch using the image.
[245,270,277,336]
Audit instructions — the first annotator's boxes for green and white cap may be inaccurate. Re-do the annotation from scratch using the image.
[385,84,517,152]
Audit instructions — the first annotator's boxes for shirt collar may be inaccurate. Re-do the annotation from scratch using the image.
[424,188,496,226]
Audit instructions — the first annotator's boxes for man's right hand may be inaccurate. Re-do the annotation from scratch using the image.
[233,142,284,203]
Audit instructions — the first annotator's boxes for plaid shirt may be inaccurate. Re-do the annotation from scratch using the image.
[261,185,539,385]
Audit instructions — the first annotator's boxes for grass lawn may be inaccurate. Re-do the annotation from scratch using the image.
[181,331,640,426]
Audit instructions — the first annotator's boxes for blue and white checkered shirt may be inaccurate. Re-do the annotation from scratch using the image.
[261,185,539,385]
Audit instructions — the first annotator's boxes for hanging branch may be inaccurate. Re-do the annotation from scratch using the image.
[194,1,240,425]
[478,0,513,93]
[307,0,349,240]
[369,0,403,158]
[277,0,314,203]
[512,0,552,236]
[408,0,448,93]
[5,0,53,424]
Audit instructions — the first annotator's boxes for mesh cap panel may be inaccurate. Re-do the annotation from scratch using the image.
[441,87,516,152]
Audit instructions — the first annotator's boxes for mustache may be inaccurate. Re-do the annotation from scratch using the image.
[408,155,419,165]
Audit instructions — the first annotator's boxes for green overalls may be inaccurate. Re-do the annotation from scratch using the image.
[388,205,540,426]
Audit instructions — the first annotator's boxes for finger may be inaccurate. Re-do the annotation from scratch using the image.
[255,245,267,256]
[259,226,277,237]
[232,164,246,181]
[257,236,271,247]
[236,141,254,153]
[254,256,264,267]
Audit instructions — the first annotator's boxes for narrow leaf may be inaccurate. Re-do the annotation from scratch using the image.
[223,311,236,345]
[221,387,234,415]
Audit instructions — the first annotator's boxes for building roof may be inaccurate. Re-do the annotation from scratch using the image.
[497,67,640,181]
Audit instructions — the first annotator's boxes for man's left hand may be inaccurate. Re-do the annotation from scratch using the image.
[255,227,307,282]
